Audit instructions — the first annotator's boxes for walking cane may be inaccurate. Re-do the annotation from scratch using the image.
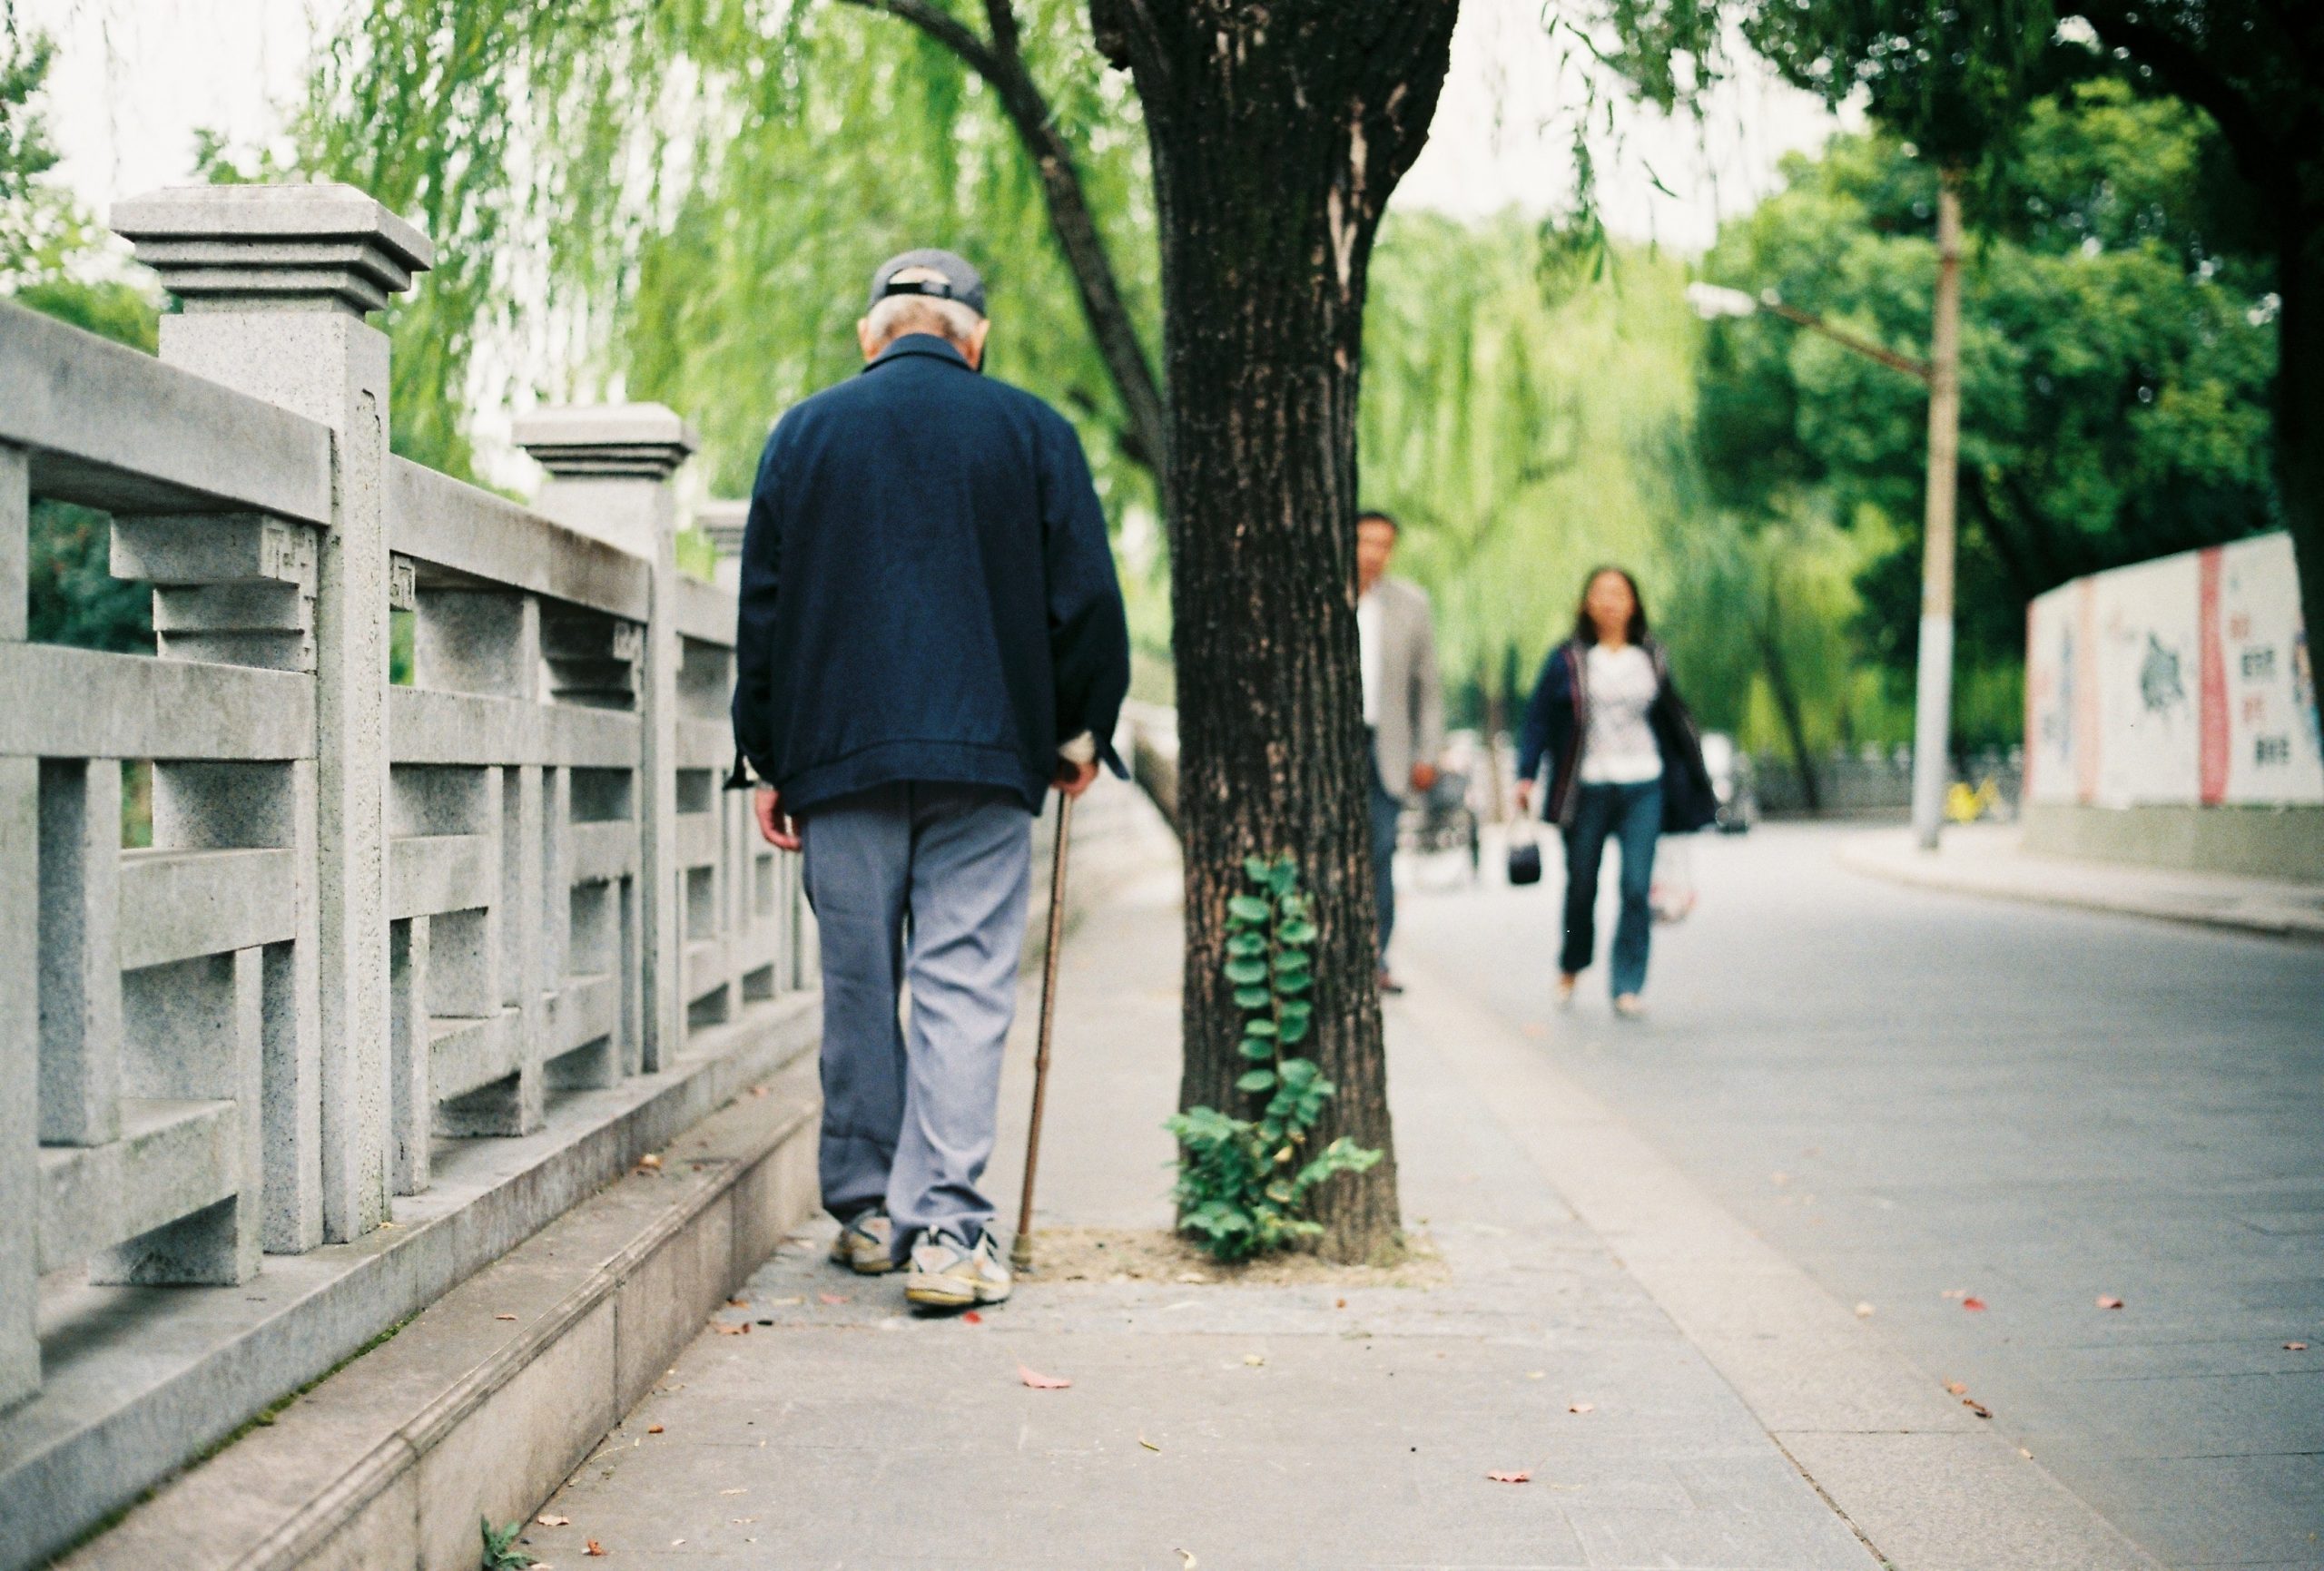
[1009,791,1075,1275]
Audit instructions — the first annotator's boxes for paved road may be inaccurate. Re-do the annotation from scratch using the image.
[1397,823,2324,1570]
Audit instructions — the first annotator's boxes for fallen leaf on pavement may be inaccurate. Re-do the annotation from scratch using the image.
[1334,1298,1346,1309]
[2020,1448,2034,1459]
[1139,1435,1161,1452]
[1486,1470,1531,1484]
[537,1514,571,1527]
[1961,1297,1987,1311]
[1963,1399,1992,1419]
[1855,1301,1876,1318]
[1526,1371,1545,1380]
[1567,1401,1594,1414]
[817,1292,849,1305]
[2286,1341,2309,1351]
[1019,1364,1072,1389]
[765,1295,804,1306]
[1242,1353,1265,1367]
[1942,1288,1968,1300]
[635,1153,662,1172]
[962,1311,982,1325]
[1945,1380,1968,1395]
[2097,1296,2124,1310]
[495,1313,517,1321]
[749,1085,769,1098]
[585,1542,605,1557]
[1176,1552,1197,1569]
[726,1298,748,1309]
[712,1321,749,1335]
[645,1424,664,1435]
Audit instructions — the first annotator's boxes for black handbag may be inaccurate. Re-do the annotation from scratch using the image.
[1506,817,1543,886]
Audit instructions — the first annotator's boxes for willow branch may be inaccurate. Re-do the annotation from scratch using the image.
[838,0,1170,481]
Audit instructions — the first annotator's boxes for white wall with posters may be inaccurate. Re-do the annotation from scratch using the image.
[2024,533,2322,809]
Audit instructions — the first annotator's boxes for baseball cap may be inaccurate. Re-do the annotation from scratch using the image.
[868,249,987,319]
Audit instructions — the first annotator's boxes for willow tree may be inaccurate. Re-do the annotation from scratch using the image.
[300,0,1458,1256]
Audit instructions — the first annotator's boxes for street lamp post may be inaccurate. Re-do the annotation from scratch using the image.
[1685,174,1963,849]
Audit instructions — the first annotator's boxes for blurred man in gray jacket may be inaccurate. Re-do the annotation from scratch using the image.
[1355,509,1443,993]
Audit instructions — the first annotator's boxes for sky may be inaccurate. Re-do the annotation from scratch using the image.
[23,0,1846,255]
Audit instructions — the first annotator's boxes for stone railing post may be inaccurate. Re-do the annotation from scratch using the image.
[514,407,696,1070]
[114,184,431,1244]
[1,442,34,1406]
[695,498,748,594]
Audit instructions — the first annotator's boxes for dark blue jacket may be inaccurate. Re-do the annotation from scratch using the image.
[731,335,1131,814]
[1516,637,1717,833]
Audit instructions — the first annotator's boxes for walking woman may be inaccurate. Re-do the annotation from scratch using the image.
[1513,567,1715,1016]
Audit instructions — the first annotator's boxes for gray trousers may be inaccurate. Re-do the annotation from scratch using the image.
[801,781,1032,1255]
[1369,740,1402,965]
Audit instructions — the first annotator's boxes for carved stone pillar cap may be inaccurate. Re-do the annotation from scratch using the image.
[694,499,749,557]
[515,404,699,481]
[111,182,434,317]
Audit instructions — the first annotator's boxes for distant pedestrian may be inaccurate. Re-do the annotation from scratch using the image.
[1513,566,1714,1016]
[732,250,1130,1310]
[1355,509,1445,995]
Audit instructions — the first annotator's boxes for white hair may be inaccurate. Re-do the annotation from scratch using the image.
[864,292,983,350]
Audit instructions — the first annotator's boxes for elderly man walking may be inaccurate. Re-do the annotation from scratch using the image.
[732,250,1130,1310]
[1355,509,1444,994]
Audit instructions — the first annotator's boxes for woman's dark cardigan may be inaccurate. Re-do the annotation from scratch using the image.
[1515,636,1718,833]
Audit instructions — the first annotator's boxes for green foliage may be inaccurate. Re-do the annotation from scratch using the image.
[1167,857,1379,1262]
[1694,83,2277,725]
[27,503,152,653]
[479,1517,536,1570]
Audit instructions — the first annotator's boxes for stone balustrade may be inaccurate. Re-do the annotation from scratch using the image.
[0,182,805,1428]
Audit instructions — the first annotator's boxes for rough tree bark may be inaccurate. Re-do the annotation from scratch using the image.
[1094,0,1460,1260]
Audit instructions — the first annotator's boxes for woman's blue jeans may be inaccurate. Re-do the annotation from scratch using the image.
[1561,778,1661,998]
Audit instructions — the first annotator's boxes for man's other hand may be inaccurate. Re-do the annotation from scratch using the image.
[1410,761,1439,794]
[753,786,802,851]
[1513,780,1534,815]
[1054,758,1099,799]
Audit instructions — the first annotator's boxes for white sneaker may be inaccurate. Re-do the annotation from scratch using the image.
[1612,994,1648,1020]
[904,1228,1012,1308]
[828,1209,898,1274]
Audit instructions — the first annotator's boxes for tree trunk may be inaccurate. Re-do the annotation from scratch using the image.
[2277,208,2324,705]
[1104,0,1458,1261]
[1757,574,1823,815]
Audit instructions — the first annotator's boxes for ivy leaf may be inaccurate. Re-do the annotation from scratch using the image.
[1239,1036,1276,1060]
[1227,895,1272,923]
[1223,957,1268,985]
[1236,1068,1278,1093]
[1267,861,1298,897]
[1273,950,1311,975]
[1244,856,1272,884]
[1234,986,1273,1009]
[1278,919,1317,946]
[1245,1019,1277,1037]
[1280,1013,1312,1045]
[1275,973,1311,995]
[1226,932,1267,957]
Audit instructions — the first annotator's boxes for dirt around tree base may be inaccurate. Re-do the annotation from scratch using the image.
[1017,1225,1447,1288]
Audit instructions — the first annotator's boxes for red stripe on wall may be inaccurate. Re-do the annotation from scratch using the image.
[2199,546,2228,804]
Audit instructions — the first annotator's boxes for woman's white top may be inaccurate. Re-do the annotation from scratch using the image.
[1579,643,1663,784]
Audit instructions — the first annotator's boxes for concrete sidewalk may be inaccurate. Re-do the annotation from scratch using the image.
[1840,823,2324,940]
[516,849,2152,1569]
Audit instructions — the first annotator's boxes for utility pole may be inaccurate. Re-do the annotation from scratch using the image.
[1910,170,1964,851]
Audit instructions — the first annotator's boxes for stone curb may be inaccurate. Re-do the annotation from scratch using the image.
[1836,831,2324,941]
[56,1048,822,1571]
[8,994,818,1571]
[1408,965,2165,1571]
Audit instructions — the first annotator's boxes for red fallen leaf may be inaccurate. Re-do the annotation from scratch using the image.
[2097,1296,2124,1310]
[645,1424,665,1435]
[1485,1470,1531,1484]
[1961,1297,1987,1311]
[585,1541,606,1556]
[1963,1399,1993,1419]
[817,1292,850,1305]
[1018,1363,1072,1389]
[2286,1341,2309,1351]
[961,1311,983,1325]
